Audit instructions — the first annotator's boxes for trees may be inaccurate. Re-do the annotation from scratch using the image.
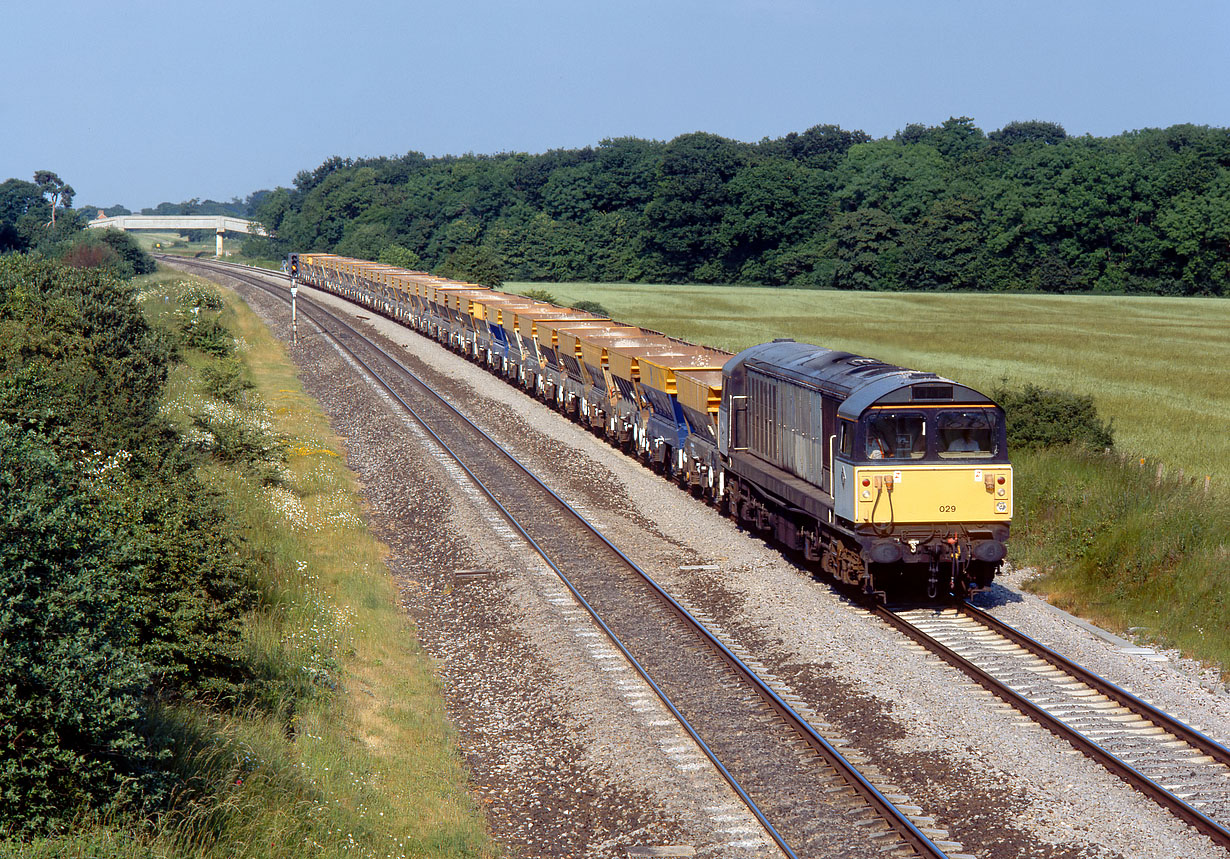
[902,195,987,291]
[251,121,1230,294]
[829,209,905,290]
[590,137,658,213]
[33,170,73,228]
[834,139,952,223]
[989,120,1068,146]
[717,160,829,283]
[1156,174,1230,294]
[895,117,987,160]
[641,132,750,280]
[0,178,47,251]
[762,123,871,170]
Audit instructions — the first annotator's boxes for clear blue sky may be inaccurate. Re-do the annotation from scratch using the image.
[5,0,1228,211]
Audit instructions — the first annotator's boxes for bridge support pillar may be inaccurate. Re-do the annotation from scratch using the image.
[216,229,224,257]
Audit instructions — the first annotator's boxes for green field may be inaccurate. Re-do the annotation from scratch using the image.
[510,283,1230,487]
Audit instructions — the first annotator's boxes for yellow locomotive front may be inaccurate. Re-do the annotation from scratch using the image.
[836,402,1012,596]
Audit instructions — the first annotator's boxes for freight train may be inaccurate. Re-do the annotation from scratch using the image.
[289,253,1012,598]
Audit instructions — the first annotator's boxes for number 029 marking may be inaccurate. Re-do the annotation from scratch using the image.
[938,504,957,513]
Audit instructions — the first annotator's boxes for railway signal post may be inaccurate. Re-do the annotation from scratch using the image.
[290,283,298,346]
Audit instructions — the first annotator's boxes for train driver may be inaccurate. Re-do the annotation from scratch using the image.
[867,434,889,459]
[948,428,981,452]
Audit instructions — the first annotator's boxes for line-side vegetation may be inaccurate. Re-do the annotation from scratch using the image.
[0,254,494,858]
[993,386,1230,680]
[240,120,1230,296]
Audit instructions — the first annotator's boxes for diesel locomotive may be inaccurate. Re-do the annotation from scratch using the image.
[289,253,1012,598]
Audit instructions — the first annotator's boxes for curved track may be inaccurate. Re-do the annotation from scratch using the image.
[880,602,1230,849]
[169,257,953,859]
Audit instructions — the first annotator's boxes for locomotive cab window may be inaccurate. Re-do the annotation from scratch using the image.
[864,412,925,460]
[838,419,854,457]
[937,409,999,458]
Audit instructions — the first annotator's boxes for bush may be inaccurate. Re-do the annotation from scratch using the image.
[200,357,254,404]
[378,243,422,270]
[96,229,156,276]
[993,381,1114,451]
[61,240,120,271]
[434,245,504,287]
[0,258,266,837]
[59,229,155,279]
[180,315,234,357]
[0,425,168,835]
[520,288,558,303]
[190,410,285,472]
[115,469,257,697]
[0,256,173,457]
[179,283,224,311]
[571,299,610,317]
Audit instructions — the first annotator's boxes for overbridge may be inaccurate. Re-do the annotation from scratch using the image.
[87,214,267,256]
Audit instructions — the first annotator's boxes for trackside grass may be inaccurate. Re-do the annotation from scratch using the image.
[511,282,1230,680]
[1012,447,1230,676]
[4,272,496,858]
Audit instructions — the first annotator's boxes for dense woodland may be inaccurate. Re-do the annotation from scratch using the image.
[243,119,1230,294]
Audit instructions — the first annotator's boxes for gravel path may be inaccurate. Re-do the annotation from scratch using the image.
[198,263,1230,859]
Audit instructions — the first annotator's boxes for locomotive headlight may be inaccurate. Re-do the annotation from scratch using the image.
[861,489,871,500]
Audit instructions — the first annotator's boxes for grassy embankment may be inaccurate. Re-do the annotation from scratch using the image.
[510,282,1230,676]
[15,271,495,858]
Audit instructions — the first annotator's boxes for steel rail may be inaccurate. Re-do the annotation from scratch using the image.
[877,605,1230,850]
[961,601,1230,766]
[173,256,952,859]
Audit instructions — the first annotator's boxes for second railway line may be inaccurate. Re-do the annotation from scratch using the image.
[172,257,1230,859]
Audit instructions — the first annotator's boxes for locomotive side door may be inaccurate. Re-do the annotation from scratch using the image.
[719,393,748,454]
[820,394,836,495]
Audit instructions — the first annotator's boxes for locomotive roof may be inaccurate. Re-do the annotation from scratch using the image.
[726,340,995,420]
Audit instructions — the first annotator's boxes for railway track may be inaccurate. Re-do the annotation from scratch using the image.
[170,257,956,859]
[879,601,1230,849]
